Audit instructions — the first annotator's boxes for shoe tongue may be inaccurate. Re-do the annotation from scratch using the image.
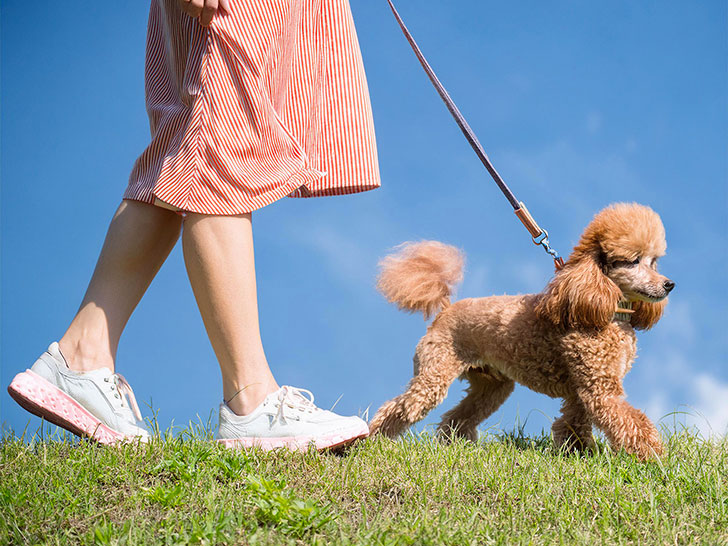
[83,367,115,381]
[278,386,316,411]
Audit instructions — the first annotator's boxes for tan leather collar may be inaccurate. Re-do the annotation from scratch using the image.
[614,299,635,323]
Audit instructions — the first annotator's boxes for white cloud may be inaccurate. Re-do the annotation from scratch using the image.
[635,302,728,438]
[644,371,728,439]
[690,374,728,437]
[637,300,727,438]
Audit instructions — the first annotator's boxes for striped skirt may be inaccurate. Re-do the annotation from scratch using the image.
[124,0,381,215]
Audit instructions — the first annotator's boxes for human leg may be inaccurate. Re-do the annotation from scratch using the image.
[9,200,182,443]
[181,212,368,450]
[181,212,277,416]
[58,200,183,371]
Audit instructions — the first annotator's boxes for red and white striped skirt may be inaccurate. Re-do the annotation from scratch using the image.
[124,0,381,215]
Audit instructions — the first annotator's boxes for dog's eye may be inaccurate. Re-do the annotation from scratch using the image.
[612,258,640,268]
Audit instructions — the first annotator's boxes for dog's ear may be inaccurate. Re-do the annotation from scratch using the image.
[631,298,667,330]
[536,253,622,330]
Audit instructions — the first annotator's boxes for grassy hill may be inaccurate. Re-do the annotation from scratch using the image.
[1,425,726,545]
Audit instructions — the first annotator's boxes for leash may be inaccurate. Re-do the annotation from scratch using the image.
[386,0,565,271]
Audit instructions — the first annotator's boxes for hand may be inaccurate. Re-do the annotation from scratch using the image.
[178,0,231,27]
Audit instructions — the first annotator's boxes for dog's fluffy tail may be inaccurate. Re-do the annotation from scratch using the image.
[377,241,465,319]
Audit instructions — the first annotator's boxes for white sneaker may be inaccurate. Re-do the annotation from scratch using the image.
[215,386,369,451]
[7,342,149,444]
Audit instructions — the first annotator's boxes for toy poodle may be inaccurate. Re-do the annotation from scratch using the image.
[369,203,673,461]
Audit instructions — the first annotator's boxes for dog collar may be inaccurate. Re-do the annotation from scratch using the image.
[614,299,634,323]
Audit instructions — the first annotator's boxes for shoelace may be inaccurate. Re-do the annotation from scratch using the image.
[273,386,319,425]
[111,373,143,423]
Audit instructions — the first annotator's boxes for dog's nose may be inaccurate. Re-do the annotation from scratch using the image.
[663,280,675,293]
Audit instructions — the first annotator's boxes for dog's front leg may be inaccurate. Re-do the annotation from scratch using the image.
[574,377,663,461]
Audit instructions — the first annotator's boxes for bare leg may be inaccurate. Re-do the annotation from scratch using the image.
[551,397,595,453]
[437,369,514,443]
[370,336,466,438]
[181,212,278,416]
[59,201,183,372]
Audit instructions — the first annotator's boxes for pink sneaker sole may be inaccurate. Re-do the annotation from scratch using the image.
[217,425,369,452]
[7,370,137,445]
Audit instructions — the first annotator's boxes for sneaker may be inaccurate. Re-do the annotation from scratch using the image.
[215,386,369,451]
[7,342,149,445]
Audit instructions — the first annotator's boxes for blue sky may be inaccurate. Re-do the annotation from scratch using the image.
[2,1,726,440]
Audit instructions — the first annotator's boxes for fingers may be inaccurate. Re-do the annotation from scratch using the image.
[180,0,204,19]
[179,0,227,26]
[199,0,218,26]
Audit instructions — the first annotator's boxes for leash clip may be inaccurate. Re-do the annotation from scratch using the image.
[532,229,565,270]
[515,202,565,270]
[532,231,549,245]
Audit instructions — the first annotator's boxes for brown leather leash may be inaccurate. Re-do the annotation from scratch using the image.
[387,0,565,271]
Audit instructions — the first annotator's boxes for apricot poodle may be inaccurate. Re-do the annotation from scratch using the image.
[369,203,673,461]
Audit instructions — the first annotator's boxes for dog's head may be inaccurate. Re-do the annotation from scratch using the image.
[536,203,673,330]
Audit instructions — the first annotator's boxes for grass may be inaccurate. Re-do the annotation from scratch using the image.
[1,421,726,545]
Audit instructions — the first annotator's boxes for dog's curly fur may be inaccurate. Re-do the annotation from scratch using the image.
[370,203,674,461]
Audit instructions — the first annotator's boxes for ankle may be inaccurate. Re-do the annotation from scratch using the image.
[58,338,115,373]
[225,381,279,416]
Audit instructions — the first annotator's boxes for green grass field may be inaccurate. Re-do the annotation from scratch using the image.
[1,422,726,545]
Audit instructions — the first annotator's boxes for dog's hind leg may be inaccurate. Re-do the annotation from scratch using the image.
[436,369,514,443]
[369,338,466,438]
[552,397,595,453]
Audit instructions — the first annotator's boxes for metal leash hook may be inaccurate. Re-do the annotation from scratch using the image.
[534,231,565,270]
[514,202,565,271]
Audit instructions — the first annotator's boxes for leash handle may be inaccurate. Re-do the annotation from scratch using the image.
[386,0,564,271]
[386,0,518,209]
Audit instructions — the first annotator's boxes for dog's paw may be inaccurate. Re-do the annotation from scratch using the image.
[553,433,596,455]
[552,416,595,454]
[637,432,664,461]
[369,401,407,438]
[436,423,478,444]
[621,421,664,461]
[633,414,664,461]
